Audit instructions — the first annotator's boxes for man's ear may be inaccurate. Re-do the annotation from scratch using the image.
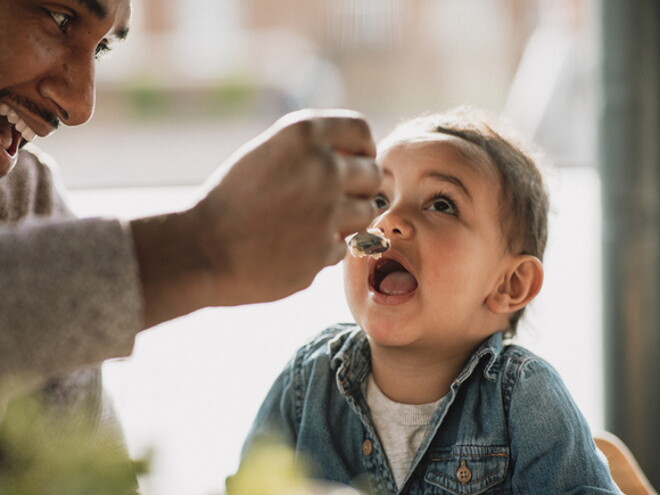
[486,255,544,315]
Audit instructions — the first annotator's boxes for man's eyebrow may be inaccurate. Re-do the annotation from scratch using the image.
[75,0,130,41]
[77,0,108,19]
[427,171,472,200]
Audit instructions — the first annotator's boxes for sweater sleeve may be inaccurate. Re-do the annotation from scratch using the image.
[0,216,143,399]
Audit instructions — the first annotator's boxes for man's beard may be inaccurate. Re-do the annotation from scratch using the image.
[0,89,61,130]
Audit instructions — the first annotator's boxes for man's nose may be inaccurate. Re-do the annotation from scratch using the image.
[40,51,96,126]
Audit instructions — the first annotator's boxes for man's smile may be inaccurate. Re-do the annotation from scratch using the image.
[0,103,37,153]
[0,104,35,175]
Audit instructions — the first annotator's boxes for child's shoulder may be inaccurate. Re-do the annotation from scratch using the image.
[500,342,541,362]
[496,342,565,386]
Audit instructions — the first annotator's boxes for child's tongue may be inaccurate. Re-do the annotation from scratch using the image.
[379,270,418,295]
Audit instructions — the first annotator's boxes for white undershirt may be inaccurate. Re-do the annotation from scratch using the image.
[366,374,444,489]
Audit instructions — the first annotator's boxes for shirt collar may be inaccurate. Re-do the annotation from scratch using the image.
[454,331,504,385]
[329,325,370,397]
[329,325,506,395]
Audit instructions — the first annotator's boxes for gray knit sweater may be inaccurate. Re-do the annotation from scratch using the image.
[0,146,144,486]
[0,145,143,405]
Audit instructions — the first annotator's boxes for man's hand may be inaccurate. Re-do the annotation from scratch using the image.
[132,109,381,327]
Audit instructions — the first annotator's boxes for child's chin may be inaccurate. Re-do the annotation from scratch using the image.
[363,324,411,347]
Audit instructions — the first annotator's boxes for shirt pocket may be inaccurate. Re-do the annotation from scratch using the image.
[424,445,509,495]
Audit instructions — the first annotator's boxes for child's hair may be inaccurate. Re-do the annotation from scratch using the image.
[380,107,549,335]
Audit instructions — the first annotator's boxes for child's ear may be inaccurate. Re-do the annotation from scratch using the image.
[486,255,544,315]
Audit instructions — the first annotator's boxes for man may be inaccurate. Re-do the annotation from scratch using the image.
[0,0,380,487]
[0,0,379,396]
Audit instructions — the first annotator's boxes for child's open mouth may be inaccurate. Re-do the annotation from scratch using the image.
[370,257,418,296]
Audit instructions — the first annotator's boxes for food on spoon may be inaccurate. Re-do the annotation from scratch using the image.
[346,229,390,259]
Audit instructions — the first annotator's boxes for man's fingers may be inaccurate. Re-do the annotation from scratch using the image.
[334,196,379,240]
[325,239,350,267]
[324,195,379,267]
[333,153,382,198]
[287,109,377,158]
[323,117,377,158]
[261,108,382,272]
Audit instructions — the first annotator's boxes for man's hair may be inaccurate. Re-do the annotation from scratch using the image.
[381,106,549,334]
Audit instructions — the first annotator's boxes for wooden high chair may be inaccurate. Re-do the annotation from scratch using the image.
[594,431,658,495]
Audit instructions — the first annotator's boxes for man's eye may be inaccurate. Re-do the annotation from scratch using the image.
[372,194,389,210]
[428,196,459,216]
[49,11,73,33]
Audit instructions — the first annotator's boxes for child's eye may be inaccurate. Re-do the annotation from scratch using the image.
[372,194,389,210]
[427,195,459,216]
[49,10,73,33]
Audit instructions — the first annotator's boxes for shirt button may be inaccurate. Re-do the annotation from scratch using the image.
[456,460,472,484]
[362,439,373,456]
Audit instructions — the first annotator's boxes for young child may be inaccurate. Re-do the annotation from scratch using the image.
[229,107,620,494]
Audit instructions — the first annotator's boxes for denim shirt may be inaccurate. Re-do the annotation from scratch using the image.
[237,323,620,495]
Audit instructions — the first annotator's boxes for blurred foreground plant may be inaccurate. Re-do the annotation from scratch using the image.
[0,396,149,495]
[226,437,365,495]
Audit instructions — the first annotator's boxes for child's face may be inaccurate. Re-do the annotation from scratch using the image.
[343,135,515,354]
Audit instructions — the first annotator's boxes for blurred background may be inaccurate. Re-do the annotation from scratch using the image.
[38,0,658,493]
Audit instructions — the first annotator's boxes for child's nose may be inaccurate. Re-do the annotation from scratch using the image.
[373,207,414,239]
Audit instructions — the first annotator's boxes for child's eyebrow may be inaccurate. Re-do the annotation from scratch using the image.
[426,171,472,200]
